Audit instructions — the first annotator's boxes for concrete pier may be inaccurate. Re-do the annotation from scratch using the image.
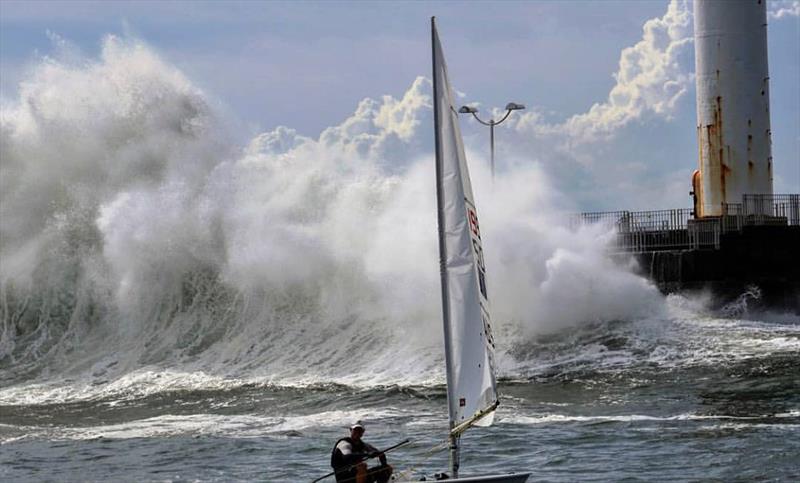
[576,194,800,311]
[632,225,800,309]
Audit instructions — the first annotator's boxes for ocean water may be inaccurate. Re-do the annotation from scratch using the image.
[2,302,799,482]
[2,34,799,483]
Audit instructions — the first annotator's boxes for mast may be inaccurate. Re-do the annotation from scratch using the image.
[431,16,460,478]
[433,16,502,478]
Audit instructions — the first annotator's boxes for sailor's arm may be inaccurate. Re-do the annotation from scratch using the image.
[364,442,388,465]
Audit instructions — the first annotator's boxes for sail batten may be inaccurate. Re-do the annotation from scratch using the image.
[431,18,498,437]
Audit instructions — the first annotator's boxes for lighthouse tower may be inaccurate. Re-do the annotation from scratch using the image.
[692,0,773,217]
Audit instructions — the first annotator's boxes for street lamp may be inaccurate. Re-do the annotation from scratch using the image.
[458,102,525,181]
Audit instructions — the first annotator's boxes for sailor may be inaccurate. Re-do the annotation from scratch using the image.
[330,421,393,483]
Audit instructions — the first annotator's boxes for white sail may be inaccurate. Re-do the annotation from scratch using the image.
[432,18,498,434]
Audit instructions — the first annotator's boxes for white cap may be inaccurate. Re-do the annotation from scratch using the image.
[350,420,365,430]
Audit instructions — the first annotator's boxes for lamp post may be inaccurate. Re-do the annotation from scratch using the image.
[458,102,525,181]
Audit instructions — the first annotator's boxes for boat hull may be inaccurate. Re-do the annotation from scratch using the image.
[402,473,530,483]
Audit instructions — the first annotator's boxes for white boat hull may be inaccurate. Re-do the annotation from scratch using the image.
[401,473,530,483]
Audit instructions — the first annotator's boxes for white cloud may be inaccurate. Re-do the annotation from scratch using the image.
[513,0,693,145]
[245,126,312,156]
[317,76,431,165]
[769,0,800,19]
[245,0,694,188]
[254,0,696,211]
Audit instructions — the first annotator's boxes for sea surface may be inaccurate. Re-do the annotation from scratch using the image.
[2,297,798,482]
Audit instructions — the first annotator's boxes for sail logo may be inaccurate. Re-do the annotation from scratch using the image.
[466,206,489,300]
[468,204,496,356]
[481,313,496,349]
[468,208,481,238]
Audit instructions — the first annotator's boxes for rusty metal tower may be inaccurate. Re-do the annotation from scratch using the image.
[692,0,773,217]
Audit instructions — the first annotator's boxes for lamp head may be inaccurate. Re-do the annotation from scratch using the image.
[505,102,525,111]
[458,105,478,114]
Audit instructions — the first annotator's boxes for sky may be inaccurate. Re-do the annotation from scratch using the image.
[1,0,798,211]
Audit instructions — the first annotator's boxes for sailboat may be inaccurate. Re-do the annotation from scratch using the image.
[399,18,530,483]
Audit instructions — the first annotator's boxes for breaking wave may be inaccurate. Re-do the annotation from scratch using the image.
[1,36,796,406]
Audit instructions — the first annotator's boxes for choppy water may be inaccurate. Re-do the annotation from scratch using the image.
[3,307,799,482]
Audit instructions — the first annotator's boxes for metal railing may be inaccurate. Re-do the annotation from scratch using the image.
[688,218,721,250]
[741,194,800,226]
[571,209,692,231]
[572,208,698,252]
[572,193,799,253]
[719,202,744,233]
[573,210,630,229]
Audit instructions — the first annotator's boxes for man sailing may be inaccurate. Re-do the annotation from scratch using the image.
[330,421,393,483]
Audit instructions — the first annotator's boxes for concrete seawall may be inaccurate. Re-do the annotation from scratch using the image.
[630,225,800,310]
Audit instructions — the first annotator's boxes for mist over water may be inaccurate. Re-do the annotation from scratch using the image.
[1,27,798,483]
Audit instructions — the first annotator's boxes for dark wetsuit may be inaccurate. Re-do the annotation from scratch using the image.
[330,437,391,483]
